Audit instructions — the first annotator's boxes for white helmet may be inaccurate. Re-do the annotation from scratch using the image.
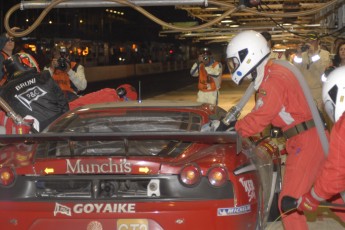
[322,66,345,123]
[226,30,270,85]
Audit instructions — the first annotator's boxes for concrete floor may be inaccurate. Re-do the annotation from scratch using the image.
[149,74,345,230]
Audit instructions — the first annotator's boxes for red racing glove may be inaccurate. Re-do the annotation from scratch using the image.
[297,190,321,212]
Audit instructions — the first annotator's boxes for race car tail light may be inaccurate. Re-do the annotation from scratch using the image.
[179,164,201,186]
[0,167,15,186]
[207,167,228,187]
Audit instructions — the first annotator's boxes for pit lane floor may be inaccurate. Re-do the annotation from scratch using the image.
[148,73,345,230]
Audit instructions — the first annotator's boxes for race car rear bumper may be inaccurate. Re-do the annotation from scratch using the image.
[0,199,259,230]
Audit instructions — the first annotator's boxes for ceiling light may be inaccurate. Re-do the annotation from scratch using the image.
[230,25,239,28]
[304,24,321,27]
[221,20,233,23]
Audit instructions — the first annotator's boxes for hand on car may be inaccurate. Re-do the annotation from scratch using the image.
[201,119,236,132]
[215,120,236,131]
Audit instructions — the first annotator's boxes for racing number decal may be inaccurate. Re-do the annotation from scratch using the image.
[117,219,148,230]
[239,177,256,202]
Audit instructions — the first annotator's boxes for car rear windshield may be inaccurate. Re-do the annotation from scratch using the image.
[37,110,203,158]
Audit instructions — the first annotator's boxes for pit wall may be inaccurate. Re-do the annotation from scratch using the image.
[85,60,194,83]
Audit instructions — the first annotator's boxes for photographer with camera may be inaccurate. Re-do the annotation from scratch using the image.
[45,46,87,101]
[190,47,222,105]
[293,32,331,113]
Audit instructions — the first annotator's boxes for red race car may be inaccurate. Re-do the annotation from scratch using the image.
[0,100,282,230]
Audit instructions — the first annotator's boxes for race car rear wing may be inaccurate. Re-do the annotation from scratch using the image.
[0,131,242,154]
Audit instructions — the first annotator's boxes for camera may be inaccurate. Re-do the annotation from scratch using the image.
[56,57,68,71]
[301,44,310,52]
[55,46,69,71]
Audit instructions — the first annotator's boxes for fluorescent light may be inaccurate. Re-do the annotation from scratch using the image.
[221,20,233,23]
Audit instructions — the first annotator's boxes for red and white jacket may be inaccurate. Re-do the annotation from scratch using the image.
[235,61,313,137]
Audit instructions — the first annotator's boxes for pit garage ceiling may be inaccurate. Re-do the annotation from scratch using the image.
[167,0,345,49]
[7,0,345,49]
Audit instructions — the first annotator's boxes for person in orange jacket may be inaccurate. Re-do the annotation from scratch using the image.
[214,30,328,230]
[190,47,222,105]
[44,46,87,101]
[296,66,345,222]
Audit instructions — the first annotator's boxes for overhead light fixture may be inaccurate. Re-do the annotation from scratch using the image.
[230,25,239,28]
[304,24,321,27]
[221,20,233,23]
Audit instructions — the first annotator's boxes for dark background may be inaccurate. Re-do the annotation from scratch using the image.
[0,1,195,43]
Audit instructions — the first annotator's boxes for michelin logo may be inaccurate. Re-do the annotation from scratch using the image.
[217,205,251,216]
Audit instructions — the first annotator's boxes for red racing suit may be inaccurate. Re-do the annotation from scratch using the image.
[235,61,327,230]
[313,112,345,221]
[69,88,123,110]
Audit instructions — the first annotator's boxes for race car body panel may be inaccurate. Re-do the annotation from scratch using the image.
[0,100,280,229]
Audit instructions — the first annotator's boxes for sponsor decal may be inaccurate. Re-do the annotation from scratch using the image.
[66,158,131,174]
[264,142,274,152]
[54,203,72,216]
[54,202,136,216]
[87,221,103,230]
[217,205,251,216]
[239,178,256,202]
[254,97,264,111]
[15,78,36,91]
[15,85,47,111]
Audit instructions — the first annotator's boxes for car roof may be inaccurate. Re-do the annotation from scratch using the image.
[71,100,205,110]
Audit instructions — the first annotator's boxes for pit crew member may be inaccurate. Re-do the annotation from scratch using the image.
[296,66,345,222]
[215,30,327,230]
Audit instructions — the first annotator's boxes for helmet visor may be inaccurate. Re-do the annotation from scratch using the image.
[226,57,240,74]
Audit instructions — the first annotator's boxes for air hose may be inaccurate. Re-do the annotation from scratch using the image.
[222,81,255,125]
[0,97,37,133]
[0,97,25,124]
[273,60,329,154]
[281,196,345,213]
